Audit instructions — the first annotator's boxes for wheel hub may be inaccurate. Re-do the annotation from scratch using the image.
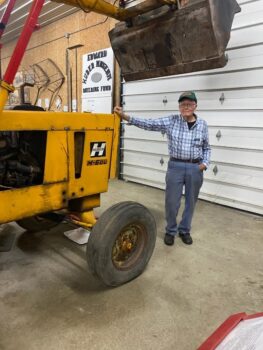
[112,224,145,270]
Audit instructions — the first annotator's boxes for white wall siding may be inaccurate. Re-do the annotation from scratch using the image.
[121,0,263,215]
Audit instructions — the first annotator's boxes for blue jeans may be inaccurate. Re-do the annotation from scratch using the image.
[165,160,203,236]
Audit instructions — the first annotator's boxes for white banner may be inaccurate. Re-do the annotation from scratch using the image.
[82,48,114,113]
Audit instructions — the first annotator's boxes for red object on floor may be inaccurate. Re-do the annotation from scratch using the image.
[197,312,263,350]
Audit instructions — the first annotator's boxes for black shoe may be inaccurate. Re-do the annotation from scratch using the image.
[164,234,175,246]
[179,233,193,245]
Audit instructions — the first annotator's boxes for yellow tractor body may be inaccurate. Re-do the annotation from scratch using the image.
[0,110,119,225]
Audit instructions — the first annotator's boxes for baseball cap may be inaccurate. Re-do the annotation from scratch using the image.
[178,91,197,103]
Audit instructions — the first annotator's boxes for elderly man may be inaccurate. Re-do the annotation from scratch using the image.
[114,91,211,246]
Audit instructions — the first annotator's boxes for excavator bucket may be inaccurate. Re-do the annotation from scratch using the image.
[109,0,241,81]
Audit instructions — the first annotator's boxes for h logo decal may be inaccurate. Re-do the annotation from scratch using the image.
[90,142,106,157]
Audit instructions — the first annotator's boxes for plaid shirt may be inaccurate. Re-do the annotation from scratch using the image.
[129,114,211,167]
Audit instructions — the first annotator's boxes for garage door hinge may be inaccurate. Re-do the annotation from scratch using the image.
[213,165,218,175]
[216,130,222,140]
[219,93,225,104]
[163,96,168,105]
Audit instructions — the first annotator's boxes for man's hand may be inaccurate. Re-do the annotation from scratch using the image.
[114,106,130,121]
[199,163,207,171]
[113,106,123,117]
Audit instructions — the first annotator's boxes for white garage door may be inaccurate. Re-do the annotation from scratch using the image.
[121,0,263,215]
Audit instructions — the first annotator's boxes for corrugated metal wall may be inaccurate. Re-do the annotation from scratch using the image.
[0,0,78,44]
[121,0,263,215]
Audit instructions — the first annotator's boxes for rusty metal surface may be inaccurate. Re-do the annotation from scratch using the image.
[109,0,241,81]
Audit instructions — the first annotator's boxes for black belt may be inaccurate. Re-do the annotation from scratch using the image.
[170,157,201,163]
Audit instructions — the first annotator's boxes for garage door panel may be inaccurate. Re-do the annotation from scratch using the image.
[121,165,165,184]
[123,126,166,141]
[124,126,263,150]
[206,163,263,190]
[122,150,169,170]
[199,192,263,215]
[232,1,263,29]
[201,111,263,127]
[210,45,263,73]
[228,24,263,49]
[122,166,263,214]
[123,152,263,191]
[123,139,167,155]
[123,111,263,129]
[201,181,263,209]
[209,127,263,149]
[122,175,166,191]
[124,86,263,112]
[124,70,263,95]
[211,147,263,168]
[123,131,263,168]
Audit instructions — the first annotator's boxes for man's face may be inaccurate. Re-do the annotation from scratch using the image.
[179,99,197,118]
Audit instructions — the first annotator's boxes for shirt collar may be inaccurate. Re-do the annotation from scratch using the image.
[179,113,199,123]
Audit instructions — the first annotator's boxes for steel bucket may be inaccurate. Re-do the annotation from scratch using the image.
[109,0,241,81]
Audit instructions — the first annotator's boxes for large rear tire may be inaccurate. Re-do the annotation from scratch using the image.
[86,201,156,287]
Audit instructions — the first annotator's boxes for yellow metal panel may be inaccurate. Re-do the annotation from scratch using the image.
[0,88,9,112]
[69,210,97,228]
[69,195,101,212]
[0,111,115,131]
[0,110,120,225]
[0,183,68,223]
[67,130,114,197]
[44,131,69,183]
[110,114,120,179]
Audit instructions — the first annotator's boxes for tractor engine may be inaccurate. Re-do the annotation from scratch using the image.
[0,105,47,190]
[0,131,46,191]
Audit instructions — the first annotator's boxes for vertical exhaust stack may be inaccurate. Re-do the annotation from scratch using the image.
[109,0,241,81]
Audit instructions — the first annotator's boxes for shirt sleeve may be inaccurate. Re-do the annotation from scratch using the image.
[202,121,211,168]
[129,116,172,133]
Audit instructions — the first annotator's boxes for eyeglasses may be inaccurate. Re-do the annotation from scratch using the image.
[179,103,196,109]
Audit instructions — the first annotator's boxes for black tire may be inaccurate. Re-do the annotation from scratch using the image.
[86,201,157,287]
[16,213,62,232]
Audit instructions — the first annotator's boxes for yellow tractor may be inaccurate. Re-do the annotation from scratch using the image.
[0,0,240,286]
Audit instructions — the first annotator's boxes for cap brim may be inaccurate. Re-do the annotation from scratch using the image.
[178,97,197,103]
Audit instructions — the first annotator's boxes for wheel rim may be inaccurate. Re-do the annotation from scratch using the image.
[112,223,147,270]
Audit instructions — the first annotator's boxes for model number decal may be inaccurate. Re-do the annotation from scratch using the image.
[90,142,106,157]
[87,159,107,166]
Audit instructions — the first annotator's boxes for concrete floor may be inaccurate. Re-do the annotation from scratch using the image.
[0,179,263,350]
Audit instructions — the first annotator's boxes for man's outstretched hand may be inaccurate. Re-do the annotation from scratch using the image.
[114,106,130,121]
